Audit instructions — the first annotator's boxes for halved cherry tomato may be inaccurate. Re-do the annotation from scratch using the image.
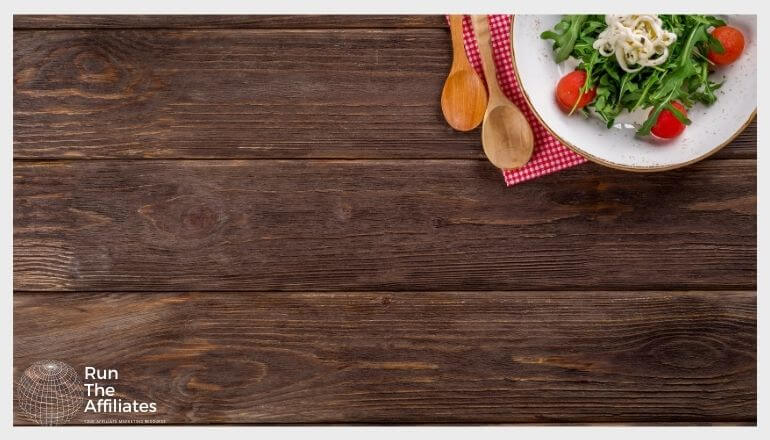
[651,101,688,139]
[556,70,596,113]
[707,26,745,66]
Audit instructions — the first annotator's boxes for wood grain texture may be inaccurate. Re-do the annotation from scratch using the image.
[13,29,756,160]
[14,15,448,29]
[14,159,756,292]
[13,290,756,424]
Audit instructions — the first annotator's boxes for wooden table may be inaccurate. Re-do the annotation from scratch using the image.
[13,15,756,425]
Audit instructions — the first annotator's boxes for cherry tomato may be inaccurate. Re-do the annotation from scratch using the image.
[651,101,688,139]
[707,26,745,65]
[556,70,596,113]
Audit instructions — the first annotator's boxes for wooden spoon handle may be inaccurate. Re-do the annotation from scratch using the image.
[471,15,504,103]
[448,15,469,70]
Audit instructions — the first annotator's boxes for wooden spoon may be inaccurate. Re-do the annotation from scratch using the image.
[441,15,488,132]
[471,15,534,169]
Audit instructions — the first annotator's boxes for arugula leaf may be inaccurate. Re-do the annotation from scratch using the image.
[637,19,710,135]
[540,15,587,63]
[707,34,726,54]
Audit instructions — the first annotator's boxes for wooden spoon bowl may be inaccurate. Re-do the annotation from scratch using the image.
[482,104,534,169]
[472,15,534,169]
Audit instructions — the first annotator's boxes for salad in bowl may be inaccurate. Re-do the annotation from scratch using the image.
[512,15,756,170]
[542,15,744,139]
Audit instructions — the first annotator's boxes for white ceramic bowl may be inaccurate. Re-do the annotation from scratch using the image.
[512,15,756,171]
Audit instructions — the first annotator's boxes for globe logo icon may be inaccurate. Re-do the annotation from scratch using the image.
[17,360,84,425]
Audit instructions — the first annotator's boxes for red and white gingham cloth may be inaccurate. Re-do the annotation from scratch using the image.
[452,15,587,186]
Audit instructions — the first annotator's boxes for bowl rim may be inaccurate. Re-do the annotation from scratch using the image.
[509,14,757,172]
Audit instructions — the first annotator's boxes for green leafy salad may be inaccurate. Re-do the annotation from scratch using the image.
[540,15,745,139]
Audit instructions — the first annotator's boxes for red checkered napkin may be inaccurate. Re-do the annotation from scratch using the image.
[451,15,587,186]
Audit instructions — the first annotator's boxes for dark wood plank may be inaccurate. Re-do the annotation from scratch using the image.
[13,29,755,160]
[12,28,457,159]
[13,290,756,424]
[14,15,447,29]
[14,159,756,292]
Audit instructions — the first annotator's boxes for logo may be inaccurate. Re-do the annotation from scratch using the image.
[17,361,164,425]
[17,360,84,426]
